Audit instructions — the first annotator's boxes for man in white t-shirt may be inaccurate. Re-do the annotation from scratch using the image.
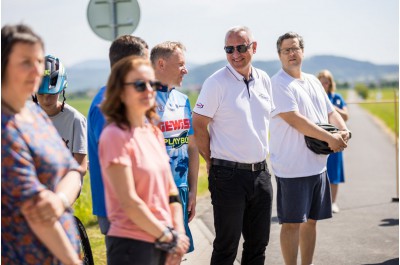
[193,26,274,265]
[270,32,351,265]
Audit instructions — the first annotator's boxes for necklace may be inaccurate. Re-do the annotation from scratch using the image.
[1,98,19,114]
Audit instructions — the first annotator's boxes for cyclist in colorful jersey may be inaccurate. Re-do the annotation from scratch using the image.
[151,41,199,254]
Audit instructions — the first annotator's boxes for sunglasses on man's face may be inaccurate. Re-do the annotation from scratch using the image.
[224,42,254,54]
[124,80,163,92]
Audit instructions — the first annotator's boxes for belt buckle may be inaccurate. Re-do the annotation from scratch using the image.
[251,164,255,172]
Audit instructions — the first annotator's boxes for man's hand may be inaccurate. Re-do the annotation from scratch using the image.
[327,133,347,153]
[187,191,197,222]
[21,190,65,225]
[338,130,351,143]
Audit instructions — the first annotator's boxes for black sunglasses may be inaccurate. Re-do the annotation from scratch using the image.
[224,42,254,54]
[124,80,163,92]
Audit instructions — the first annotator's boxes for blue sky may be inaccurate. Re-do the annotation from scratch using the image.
[2,0,399,67]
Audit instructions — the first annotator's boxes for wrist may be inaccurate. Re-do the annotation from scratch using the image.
[56,192,71,211]
[157,227,173,243]
[341,128,352,139]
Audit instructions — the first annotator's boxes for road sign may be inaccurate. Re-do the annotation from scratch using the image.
[87,0,141,41]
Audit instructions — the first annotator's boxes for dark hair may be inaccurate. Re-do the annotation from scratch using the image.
[101,56,158,129]
[109,35,148,67]
[276,32,304,54]
[1,24,44,82]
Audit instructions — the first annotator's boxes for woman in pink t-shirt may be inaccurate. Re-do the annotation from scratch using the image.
[99,56,189,265]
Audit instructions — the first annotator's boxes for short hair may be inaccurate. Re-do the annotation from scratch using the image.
[150,41,186,66]
[317,69,336,93]
[276,32,304,53]
[101,56,158,129]
[225,26,254,44]
[1,24,44,81]
[108,35,148,67]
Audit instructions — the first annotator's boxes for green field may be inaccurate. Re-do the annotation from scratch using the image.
[359,87,399,134]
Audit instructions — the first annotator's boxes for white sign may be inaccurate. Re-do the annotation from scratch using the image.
[87,0,141,41]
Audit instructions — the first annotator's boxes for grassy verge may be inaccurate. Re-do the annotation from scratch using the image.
[359,87,399,134]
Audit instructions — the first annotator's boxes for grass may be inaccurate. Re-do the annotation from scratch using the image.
[359,87,399,134]
[336,88,348,101]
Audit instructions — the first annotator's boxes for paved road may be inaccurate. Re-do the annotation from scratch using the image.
[186,90,399,265]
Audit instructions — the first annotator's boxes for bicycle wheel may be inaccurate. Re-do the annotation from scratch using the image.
[74,216,94,265]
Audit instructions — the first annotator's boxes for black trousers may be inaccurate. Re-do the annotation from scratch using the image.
[208,164,273,265]
[107,236,167,265]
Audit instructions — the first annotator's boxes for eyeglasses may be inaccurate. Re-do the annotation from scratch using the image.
[280,47,302,55]
[124,80,163,92]
[224,43,254,54]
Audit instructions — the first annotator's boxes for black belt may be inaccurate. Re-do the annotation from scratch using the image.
[211,158,266,172]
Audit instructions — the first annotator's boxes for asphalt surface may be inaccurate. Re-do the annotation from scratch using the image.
[184,90,399,265]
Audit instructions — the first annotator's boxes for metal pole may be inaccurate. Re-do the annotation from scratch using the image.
[111,0,118,39]
[392,87,399,202]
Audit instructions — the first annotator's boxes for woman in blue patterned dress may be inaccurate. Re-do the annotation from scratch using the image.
[1,24,83,265]
[318,69,349,213]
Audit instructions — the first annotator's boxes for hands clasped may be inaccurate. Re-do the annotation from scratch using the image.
[328,131,351,153]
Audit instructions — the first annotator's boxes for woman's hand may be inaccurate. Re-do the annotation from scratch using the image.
[174,233,190,255]
[165,252,183,265]
[21,190,65,225]
[164,234,189,265]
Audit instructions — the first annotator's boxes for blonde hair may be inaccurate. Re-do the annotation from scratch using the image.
[150,41,186,66]
[317,69,336,93]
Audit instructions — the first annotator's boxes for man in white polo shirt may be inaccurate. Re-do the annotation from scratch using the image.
[270,32,351,265]
[193,26,274,265]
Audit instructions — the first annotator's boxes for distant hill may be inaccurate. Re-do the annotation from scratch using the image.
[66,60,110,92]
[65,55,398,92]
[183,55,399,89]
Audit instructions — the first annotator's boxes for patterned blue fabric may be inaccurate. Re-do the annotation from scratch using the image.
[2,102,80,264]
[156,88,193,188]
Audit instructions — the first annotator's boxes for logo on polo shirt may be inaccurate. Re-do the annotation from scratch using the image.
[157,104,165,112]
[196,102,204,108]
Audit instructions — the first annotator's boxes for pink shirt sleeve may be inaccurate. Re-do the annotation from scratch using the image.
[99,124,132,169]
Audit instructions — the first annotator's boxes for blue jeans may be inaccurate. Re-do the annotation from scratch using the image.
[208,164,273,265]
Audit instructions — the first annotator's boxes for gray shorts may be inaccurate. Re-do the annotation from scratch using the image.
[276,171,332,223]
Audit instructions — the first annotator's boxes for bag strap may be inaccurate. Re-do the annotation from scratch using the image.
[300,76,324,124]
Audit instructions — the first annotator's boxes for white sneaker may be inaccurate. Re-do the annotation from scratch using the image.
[332,203,340,213]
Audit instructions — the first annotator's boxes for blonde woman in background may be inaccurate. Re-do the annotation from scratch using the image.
[318,69,349,213]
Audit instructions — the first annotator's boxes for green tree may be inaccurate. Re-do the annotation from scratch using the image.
[354,83,369,99]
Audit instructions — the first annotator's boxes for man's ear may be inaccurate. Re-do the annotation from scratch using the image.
[252,41,257,54]
[158,58,165,70]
